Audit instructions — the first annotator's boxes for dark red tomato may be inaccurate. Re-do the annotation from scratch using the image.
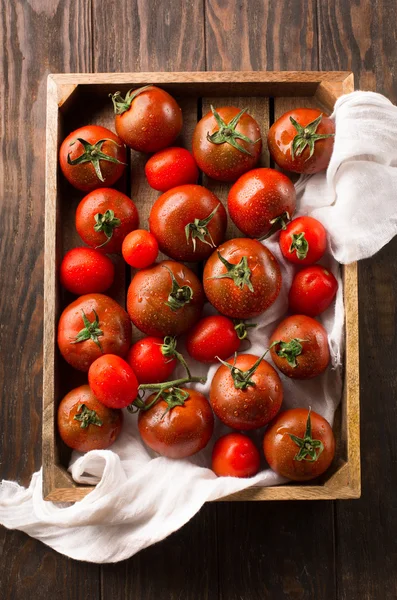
[279,216,327,265]
[145,147,199,192]
[212,433,260,478]
[60,247,115,295]
[268,108,335,174]
[59,125,126,192]
[57,294,132,372]
[210,353,283,430]
[263,408,335,481]
[149,184,227,262]
[138,388,214,458]
[122,230,159,268]
[76,188,139,254]
[228,168,296,239]
[203,238,281,319]
[88,354,139,409]
[110,86,183,153]
[289,265,338,317]
[127,260,204,337]
[192,106,262,182]
[57,384,123,452]
[186,315,241,363]
[127,336,177,384]
[269,315,330,379]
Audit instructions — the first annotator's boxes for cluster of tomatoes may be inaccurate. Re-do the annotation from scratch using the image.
[56,85,338,482]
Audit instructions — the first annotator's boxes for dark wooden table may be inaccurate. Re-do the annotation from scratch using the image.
[1,1,396,598]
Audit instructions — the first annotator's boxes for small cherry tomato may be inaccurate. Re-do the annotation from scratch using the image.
[122,230,159,268]
[212,433,260,478]
[145,147,199,192]
[279,216,327,265]
[263,408,335,481]
[127,336,177,384]
[60,247,115,295]
[289,265,338,317]
[186,315,243,363]
[88,354,139,409]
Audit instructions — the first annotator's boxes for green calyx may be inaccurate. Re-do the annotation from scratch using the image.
[74,404,103,429]
[207,106,260,156]
[163,266,193,312]
[289,409,324,462]
[70,309,103,350]
[67,138,126,182]
[260,211,291,241]
[159,387,190,418]
[289,232,309,260]
[290,115,335,161]
[185,205,219,252]
[210,252,254,291]
[94,209,121,248]
[270,338,306,368]
[233,319,257,341]
[218,351,267,391]
[109,85,152,115]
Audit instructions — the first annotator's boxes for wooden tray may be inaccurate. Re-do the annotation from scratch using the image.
[43,71,360,502]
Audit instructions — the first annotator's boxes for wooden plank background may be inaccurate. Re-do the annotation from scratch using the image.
[0,0,396,598]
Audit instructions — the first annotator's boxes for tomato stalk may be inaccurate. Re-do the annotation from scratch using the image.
[289,409,324,462]
[289,232,309,260]
[109,86,152,115]
[217,350,269,390]
[208,251,254,291]
[94,209,121,248]
[290,115,335,161]
[185,205,219,252]
[207,106,260,156]
[127,374,206,414]
[259,211,291,241]
[67,138,126,182]
[161,335,192,378]
[233,319,257,340]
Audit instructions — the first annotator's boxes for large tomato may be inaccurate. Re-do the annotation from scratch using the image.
[279,216,327,265]
[110,85,183,153]
[127,260,204,337]
[289,266,338,317]
[267,108,335,174]
[212,433,260,478]
[203,238,281,319]
[57,294,132,372]
[145,147,199,192]
[149,184,227,262]
[192,106,262,182]
[227,168,296,238]
[263,409,335,481]
[210,353,283,430]
[59,125,126,192]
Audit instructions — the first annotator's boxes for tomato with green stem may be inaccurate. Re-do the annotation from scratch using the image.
[122,229,159,268]
[289,265,338,317]
[60,247,115,295]
[212,433,260,478]
[145,147,199,192]
[88,354,139,409]
[127,336,182,384]
[279,216,327,265]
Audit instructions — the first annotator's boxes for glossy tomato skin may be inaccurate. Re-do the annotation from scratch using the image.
[289,265,338,317]
[57,294,132,372]
[145,147,199,192]
[114,86,183,153]
[210,354,283,430]
[60,247,115,295]
[228,168,296,238]
[57,385,123,452]
[127,337,177,384]
[59,126,126,192]
[122,230,159,268]
[268,108,335,174]
[212,433,260,478]
[279,216,327,265]
[149,184,227,262]
[88,354,139,409]
[138,388,214,458]
[186,315,240,363]
[127,260,204,337]
[269,315,330,379]
[192,107,262,182]
[76,188,139,254]
[203,238,282,319]
[263,409,335,481]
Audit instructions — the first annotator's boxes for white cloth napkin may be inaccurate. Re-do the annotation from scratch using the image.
[1,91,397,563]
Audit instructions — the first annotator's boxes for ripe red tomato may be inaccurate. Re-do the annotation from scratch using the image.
[149,184,227,262]
[57,294,132,372]
[212,433,260,478]
[186,315,242,363]
[279,216,327,265]
[57,384,123,452]
[88,354,139,409]
[138,388,214,458]
[122,230,159,268]
[210,353,283,430]
[110,86,183,152]
[203,238,281,319]
[145,147,199,192]
[192,106,262,182]
[59,125,126,192]
[60,247,115,295]
[268,108,335,174]
[127,260,204,337]
[289,265,338,317]
[76,188,139,254]
[227,168,296,238]
[127,336,177,384]
[269,315,330,379]
[263,408,335,481]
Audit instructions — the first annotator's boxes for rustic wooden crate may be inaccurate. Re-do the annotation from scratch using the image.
[44,71,359,502]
